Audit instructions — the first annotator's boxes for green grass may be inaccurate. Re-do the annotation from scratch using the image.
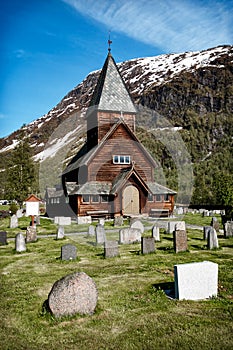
[0,215,232,350]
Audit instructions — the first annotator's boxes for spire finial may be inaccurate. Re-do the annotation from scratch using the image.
[108,31,112,53]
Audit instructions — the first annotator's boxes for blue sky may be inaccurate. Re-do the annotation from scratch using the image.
[1,0,232,138]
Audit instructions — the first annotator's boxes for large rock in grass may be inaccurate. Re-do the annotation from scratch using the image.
[48,272,98,317]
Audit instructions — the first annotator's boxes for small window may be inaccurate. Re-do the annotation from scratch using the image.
[148,193,153,202]
[92,195,99,203]
[164,194,170,201]
[113,155,131,164]
[82,195,90,203]
[155,195,161,202]
[101,195,108,202]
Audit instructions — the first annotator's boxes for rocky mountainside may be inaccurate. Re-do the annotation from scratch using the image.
[0,45,232,204]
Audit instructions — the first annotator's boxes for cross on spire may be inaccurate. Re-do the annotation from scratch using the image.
[108,32,112,53]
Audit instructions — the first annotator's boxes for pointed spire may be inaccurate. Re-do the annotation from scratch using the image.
[89,50,137,114]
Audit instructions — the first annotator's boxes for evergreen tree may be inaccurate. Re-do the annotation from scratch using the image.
[5,132,38,207]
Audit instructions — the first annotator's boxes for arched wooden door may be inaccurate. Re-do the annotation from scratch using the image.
[122,185,140,215]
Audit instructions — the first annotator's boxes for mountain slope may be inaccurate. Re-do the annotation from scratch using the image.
[0,45,232,204]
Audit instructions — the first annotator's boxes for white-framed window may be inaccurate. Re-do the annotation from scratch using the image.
[155,194,161,202]
[164,194,170,202]
[91,195,99,203]
[82,195,90,203]
[101,195,109,202]
[148,193,153,202]
[113,155,131,164]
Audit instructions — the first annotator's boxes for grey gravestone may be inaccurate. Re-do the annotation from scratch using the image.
[48,272,98,317]
[130,217,140,226]
[207,228,218,249]
[10,214,18,228]
[141,237,155,254]
[104,240,119,258]
[203,226,212,240]
[61,244,77,261]
[88,225,95,236]
[35,215,40,225]
[26,226,37,243]
[114,216,124,227]
[167,221,179,234]
[95,224,106,244]
[15,233,26,252]
[173,230,188,253]
[211,217,219,232]
[152,225,160,241]
[0,231,7,245]
[130,220,144,233]
[119,228,141,244]
[224,221,233,237]
[56,225,65,240]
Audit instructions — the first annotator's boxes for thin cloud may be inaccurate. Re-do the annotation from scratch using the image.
[63,0,233,52]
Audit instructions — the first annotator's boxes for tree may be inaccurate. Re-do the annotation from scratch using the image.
[5,133,38,207]
[213,172,233,220]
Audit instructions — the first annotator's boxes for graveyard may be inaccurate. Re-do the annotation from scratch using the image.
[0,212,232,349]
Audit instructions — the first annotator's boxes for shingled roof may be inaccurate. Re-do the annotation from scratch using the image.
[89,52,137,113]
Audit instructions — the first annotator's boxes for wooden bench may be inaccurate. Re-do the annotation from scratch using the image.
[150,208,170,217]
[86,210,109,219]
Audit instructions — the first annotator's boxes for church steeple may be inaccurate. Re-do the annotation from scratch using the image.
[89,52,136,114]
[87,48,137,150]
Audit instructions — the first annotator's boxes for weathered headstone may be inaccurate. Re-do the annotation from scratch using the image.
[98,218,105,226]
[174,261,218,300]
[167,221,179,234]
[175,221,186,231]
[35,215,40,225]
[173,230,188,253]
[224,221,233,238]
[10,214,18,228]
[152,225,160,241]
[95,224,106,244]
[104,240,119,258]
[88,225,95,236]
[61,244,77,260]
[77,216,92,224]
[141,237,155,254]
[16,209,23,218]
[130,220,144,233]
[56,225,65,240]
[54,216,71,226]
[207,228,219,249]
[119,228,141,244]
[211,217,219,232]
[114,216,124,227]
[203,226,212,240]
[15,233,26,252]
[48,272,98,317]
[0,231,7,245]
[26,226,37,243]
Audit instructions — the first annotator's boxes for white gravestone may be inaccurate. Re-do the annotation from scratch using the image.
[119,228,141,244]
[54,216,71,226]
[10,214,18,228]
[152,225,160,241]
[15,233,26,252]
[174,261,218,300]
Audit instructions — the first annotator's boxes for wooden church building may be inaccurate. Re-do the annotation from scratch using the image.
[62,49,176,218]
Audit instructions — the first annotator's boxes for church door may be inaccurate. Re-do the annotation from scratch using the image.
[122,185,140,215]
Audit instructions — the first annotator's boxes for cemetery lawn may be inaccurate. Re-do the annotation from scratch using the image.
[0,217,232,350]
